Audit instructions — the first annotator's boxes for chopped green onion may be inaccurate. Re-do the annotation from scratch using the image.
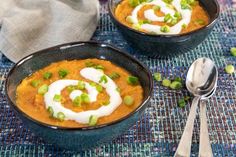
[182,24,187,29]
[178,98,186,108]
[187,0,195,5]
[109,72,120,79]
[164,14,172,23]
[96,85,103,93]
[127,76,139,85]
[225,64,235,74]
[116,87,121,93]
[124,95,134,106]
[163,0,173,3]
[181,3,191,9]
[174,77,182,82]
[174,12,182,20]
[129,0,140,7]
[67,85,76,93]
[195,19,206,25]
[230,47,236,56]
[53,94,62,102]
[162,79,171,87]
[85,62,96,67]
[126,16,134,24]
[139,19,151,25]
[102,100,110,106]
[38,84,48,95]
[184,96,191,101]
[132,23,141,30]
[170,81,182,89]
[58,69,68,78]
[77,81,85,90]
[47,106,54,117]
[81,93,90,103]
[95,65,104,70]
[73,96,81,107]
[43,72,52,80]
[89,82,96,87]
[160,25,170,33]
[89,115,98,126]
[99,75,108,84]
[154,73,162,81]
[31,80,41,87]
[57,112,65,121]
[170,18,178,25]
[153,5,161,11]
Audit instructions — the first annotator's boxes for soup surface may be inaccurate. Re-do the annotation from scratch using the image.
[115,0,209,34]
[16,59,143,128]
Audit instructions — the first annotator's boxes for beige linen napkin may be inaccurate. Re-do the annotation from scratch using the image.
[0,0,100,63]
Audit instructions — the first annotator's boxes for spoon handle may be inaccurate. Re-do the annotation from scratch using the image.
[174,96,200,157]
[199,100,213,157]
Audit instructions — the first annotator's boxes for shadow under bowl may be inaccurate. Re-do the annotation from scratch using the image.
[5,41,153,151]
[108,0,220,57]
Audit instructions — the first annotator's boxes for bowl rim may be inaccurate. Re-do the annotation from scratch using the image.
[5,41,153,131]
[108,0,220,37]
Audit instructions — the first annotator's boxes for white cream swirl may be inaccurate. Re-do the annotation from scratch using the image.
[44,68,122,124]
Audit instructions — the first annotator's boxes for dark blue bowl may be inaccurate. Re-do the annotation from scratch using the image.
[108,0,220,57]
[5,41,153,151]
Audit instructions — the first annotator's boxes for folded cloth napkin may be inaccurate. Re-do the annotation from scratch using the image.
[0,0,100,63]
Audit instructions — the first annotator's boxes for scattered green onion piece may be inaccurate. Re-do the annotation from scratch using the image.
[31,80,41,87]
[184,96,191,101]
[89,115,98,126]
[160,25,170,33]
[102,100,110,106]
[85,62,96,67]
[187,0,195,5]
[81,93,90,103]
[174,12,182,20]
[116,87,121,93]
[53,94,62,102]
[162,79,171,87]
[96,84,103,93]
[132,23,141,30]
[77,81,85,90]
[164,13,172,23]
[95,65,104,70]
[129,0,140,7]
[181,3,191,9]
[47,106,54,117]
[124,95,134,106]
[230,47,236,56]
[126,16,134,24]
[127,76,139,85]
[225,64,235,74]
[195,19,206,25]
[73,96,81,107]
[170,81,182,90]
[89,82,97,87]
[57,112,65,121]
[38,84,48,95]
[174,77,182,82]
[154,73,162,81]
[99,75,108,84]
[163,0,173,3]
[58,69,68,78]
[170,18,178,25]
[182,24,187,29]
[67,85,76,93]
[43,72,52,80]
[153,5,161,11]
[109,72,120,79]
[178,98,186,108]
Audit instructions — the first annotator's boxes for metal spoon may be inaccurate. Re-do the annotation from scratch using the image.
[174,58,217,157]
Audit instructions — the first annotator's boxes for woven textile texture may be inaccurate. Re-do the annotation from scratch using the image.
[0,0,236,156]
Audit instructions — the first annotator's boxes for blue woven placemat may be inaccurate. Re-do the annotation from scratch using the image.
[0,0,236,156]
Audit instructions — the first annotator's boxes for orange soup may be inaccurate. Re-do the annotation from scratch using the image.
[115,0,209,34]
[16,59,143,128]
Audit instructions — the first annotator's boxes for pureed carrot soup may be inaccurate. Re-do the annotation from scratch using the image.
[16,59,143,127]
[115,0,209,34]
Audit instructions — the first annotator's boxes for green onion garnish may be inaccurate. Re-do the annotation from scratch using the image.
[124,95,134,106]
[95,65,105,70]
[160,25,170,33]
[170,18,178,25]
[89,115,98,126]
[116,87,121,93]
[43,72,52,80]
[73,96,81,107]
[99,75,108,84]
[225,64,235,74]
[57,112,65,121]
[164,13,172,23]
[81,93,90,103]
[163,0,173,3]
[178,98,186,108]
[47,106,54,117]
[67,85,76,93]
[38,84,48,95]
[96,85,103,93]
[230,47,236,56]
[174,12,182,20]
[53,94,62,102]
[89,82,96,87]
[162,79,171,87]
[195,19,206,25]
[58,69,68,78]
[102,100,110,106]
[129,0,140,7]
[182,24,187,29]
[127,76,139,85]
[85,62,96,67]
[132,23,141,30]
[77,81,85,90]
[31,80,41,87]
[170,81,182,90]
[154,73,162,81]
[153,5,161,11]
[109,72,120,80]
